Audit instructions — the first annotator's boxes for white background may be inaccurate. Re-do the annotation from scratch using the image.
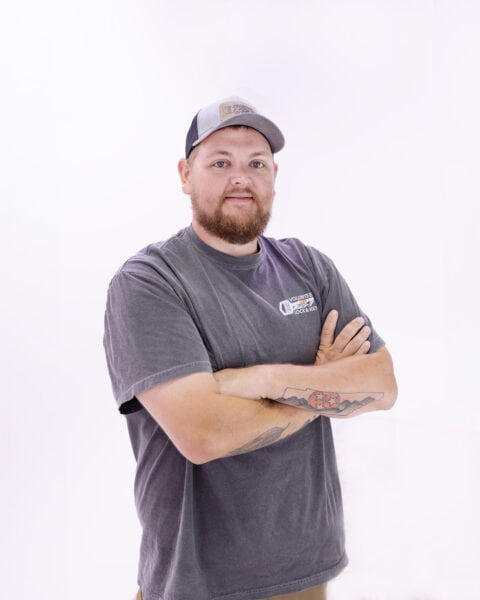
[1,1,479,599]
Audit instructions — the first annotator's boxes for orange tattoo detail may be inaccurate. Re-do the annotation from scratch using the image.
[307,391,341,410]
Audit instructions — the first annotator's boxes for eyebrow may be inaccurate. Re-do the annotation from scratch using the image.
[204,149,271,159]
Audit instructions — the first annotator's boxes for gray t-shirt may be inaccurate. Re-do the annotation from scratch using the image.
[103,226,384,600]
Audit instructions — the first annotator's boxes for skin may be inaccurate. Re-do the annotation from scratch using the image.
[178,127,278,256]
[138,126,397,464]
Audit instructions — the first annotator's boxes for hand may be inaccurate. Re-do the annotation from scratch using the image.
[315,310,371,365]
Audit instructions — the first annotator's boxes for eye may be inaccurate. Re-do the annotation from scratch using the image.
[250,160,265,169]
[213,160,228,168]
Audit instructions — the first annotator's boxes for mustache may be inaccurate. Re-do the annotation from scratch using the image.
[222,187,255,199]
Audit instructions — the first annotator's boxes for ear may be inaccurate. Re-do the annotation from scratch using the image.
[178,158,192,195]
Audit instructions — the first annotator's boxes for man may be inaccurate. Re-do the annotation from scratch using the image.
[103,97,397,600]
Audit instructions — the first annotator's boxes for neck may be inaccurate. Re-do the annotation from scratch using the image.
[191,222,259,257]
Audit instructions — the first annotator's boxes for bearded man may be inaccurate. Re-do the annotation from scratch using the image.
[103,97,397,600]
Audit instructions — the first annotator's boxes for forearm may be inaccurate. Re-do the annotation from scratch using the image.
[205,394,319,461]
[215,348,397,419]
[138,372,319,465]
[268,349,396,417]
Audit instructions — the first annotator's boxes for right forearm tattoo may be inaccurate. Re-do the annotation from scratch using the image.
[274,387,384,417]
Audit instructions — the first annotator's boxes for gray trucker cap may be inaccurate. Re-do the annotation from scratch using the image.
[185,96,285,157]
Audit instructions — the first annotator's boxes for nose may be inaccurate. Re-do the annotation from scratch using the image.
[230,165,250,187]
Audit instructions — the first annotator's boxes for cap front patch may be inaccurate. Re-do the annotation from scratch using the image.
[219,101,255,121]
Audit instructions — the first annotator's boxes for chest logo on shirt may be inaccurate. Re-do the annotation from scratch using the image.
[279,292,318,316]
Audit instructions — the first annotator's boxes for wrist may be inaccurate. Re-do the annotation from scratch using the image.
[259,363,278,399]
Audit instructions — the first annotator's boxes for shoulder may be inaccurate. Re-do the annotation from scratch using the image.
[104,229,200,309]
[260,235,336,275]
[108,228,193,285]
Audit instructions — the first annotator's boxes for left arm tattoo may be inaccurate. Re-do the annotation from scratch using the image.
[227,412,320,457]
[227,423,291,456]
[274,387,384,417]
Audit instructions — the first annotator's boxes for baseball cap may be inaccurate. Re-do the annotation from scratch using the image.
[185,96,285,157]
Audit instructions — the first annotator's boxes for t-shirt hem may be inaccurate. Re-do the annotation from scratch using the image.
[214,553,348,600]
[139,554,348,600]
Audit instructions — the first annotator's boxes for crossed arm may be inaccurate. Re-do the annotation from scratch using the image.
[138,310,397,464]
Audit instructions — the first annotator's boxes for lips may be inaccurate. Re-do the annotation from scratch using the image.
[223,191,254,202]
[224,196,253,201]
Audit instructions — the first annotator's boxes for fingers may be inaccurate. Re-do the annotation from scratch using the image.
[344,331,371,356]
[319,310,339,348]
[332,316,367,350]
[317,311,372,365]
[355,340,371,355]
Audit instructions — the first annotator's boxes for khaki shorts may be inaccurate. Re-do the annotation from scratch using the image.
[135,583,327,600]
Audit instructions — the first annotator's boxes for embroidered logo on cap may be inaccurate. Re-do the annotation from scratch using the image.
[219,102,255,122]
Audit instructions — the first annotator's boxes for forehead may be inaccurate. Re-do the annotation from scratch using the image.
[195,126,272,157]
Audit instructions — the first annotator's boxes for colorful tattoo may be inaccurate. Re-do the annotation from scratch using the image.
[274,387,384,417]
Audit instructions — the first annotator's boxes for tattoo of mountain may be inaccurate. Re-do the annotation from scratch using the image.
[274,388,384,417]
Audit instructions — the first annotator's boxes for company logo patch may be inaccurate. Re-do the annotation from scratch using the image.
[219,101,254,121]
[279,292,318,316]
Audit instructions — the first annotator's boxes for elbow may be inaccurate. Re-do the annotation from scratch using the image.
[381,373,398,411]
[374,347,398,411]
[384,385,398,411]
[179,443,209,465]
[176,430,221,465]
[184,448,216,466]
[185,453,212,466]
[161,410,226,465]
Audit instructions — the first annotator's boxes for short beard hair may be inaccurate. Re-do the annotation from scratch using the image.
[191,193,272,245]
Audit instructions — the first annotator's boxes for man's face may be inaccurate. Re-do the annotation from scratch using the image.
[178,126,278,245]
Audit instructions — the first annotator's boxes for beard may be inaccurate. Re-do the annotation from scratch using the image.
[190,190,273,245]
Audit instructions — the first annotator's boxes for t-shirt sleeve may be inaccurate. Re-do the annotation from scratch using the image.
[103,265,212,414]
[307,247,385,353]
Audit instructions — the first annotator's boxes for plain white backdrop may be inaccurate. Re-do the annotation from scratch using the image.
[1,1,479,599]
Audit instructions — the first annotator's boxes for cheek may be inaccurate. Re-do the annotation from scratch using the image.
[258,175,276,195]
